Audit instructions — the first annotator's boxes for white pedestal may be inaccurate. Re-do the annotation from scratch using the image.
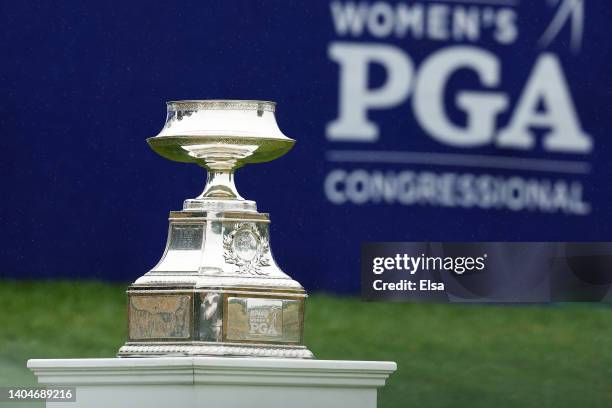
[28,357,396,408]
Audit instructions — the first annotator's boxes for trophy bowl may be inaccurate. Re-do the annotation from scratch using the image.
[147,100,295,171]
[147,100,295,211]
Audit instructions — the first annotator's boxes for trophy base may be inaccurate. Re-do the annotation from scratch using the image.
[117,342,314,359]
[119,205,312,359]
[118,282,312,359]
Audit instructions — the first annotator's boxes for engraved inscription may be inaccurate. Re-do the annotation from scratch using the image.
[129,295,191,340]
[169,225,203,250]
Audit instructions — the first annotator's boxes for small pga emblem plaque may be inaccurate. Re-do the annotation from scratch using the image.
[247,298,283,339]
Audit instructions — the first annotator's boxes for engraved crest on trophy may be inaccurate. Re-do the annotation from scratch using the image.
[223,222,271,275]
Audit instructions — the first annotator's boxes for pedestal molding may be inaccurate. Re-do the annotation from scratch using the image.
[28,357,396,388]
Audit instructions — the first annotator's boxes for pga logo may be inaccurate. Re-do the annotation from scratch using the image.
[327,43,592,153]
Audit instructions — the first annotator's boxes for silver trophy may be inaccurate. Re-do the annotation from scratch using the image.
[118,100,313,358]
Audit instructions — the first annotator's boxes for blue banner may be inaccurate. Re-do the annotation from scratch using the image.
[2,1,611,293]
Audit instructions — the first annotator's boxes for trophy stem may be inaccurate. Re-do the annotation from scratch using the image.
[184,169,256,212]
[198,169,243,200]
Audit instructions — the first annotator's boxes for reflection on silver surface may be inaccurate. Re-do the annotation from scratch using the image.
[199,292,222,342]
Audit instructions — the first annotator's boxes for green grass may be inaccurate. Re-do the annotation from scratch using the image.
[0,281,611,408]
